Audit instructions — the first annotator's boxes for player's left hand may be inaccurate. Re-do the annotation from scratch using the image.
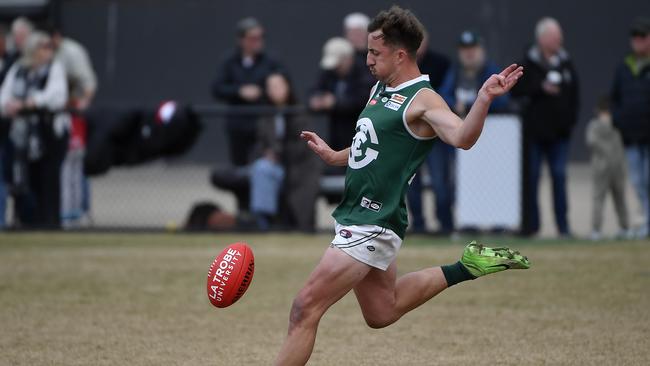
[479,64,524,100]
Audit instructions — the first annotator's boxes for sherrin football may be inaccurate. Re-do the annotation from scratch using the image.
[207,242,255,308]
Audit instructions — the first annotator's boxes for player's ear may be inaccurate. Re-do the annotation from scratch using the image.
[396,48,408,64]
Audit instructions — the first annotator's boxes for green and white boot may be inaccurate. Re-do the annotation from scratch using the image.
[460,241,530,277]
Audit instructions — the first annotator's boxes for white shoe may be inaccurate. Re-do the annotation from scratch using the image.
[589,231,602,241]
[635,225,648,239]
[615,229,635,240]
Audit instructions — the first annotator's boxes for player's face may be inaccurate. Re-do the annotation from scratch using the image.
[366,30,398,81]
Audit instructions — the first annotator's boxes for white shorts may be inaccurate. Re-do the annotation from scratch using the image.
[331,221,402,271]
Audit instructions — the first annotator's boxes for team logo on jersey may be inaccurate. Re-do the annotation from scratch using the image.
[381,97,388,103]
[369,99,377,105]
[349,118,379,169]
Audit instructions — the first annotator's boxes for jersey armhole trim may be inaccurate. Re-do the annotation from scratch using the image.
[402,87,437,141]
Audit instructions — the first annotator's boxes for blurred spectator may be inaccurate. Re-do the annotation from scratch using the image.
[309,37,367,152]
[610,16,650,238]
[7,17,33,59]
[406,30,451,233]
[511,17,579,237]
[0,31,69,228]
[1,24,19,84]
[47,25,98,228]
[0,24,13,228]
[49,26,97,111]
[212,73,321,231]
[586,96,630,240]
[409,30,510,234]
[343,12,374,88]
[417,31,451,92]
[211,17,283,166]
[440,31,511,116]
[252,73,321,230]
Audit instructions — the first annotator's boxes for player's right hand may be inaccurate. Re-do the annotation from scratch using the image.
[300,131,335,164]
[301,131,350,166]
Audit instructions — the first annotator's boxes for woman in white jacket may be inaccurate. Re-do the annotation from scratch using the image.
[0,31,68,228]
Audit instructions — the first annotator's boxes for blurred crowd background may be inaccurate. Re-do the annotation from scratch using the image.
[0,0,649,240]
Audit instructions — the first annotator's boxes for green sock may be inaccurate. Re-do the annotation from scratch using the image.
[441,261,477,287]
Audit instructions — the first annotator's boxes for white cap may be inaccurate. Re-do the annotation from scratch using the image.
[320,37,354,70]
[343,12,370,30]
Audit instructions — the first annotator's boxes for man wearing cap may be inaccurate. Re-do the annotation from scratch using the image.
[211,17,284,167]
[511,17,579,238]
[610,16,650,238]
[411,30,511,234]
[309,37,368,153]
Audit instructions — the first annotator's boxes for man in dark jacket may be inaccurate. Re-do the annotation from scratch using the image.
[611,17,650,238]
[405,30,451,233]
[309,37,369,153]
[211,17,283,166]
[511,17,579,237]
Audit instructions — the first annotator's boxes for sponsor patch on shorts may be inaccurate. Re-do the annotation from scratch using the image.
[339,229,352,238]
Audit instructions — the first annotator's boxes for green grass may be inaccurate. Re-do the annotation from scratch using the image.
[0,233,649,365]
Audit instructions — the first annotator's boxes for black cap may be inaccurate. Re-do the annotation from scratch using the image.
[236,17,261,37]
[630,17,650,37]
[458,30,481,47]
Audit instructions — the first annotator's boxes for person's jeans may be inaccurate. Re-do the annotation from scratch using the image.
[625,144,650,227]
[407,140,455,232]
[250,158,285,230]
[0,144,5,229]
[527,139,570,235]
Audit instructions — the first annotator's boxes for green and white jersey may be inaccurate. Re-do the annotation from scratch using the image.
[332,75,436,239]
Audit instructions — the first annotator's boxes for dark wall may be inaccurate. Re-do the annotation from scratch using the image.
[55,0,650,160]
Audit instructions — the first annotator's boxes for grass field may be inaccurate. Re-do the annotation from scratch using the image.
[0,233,649,365]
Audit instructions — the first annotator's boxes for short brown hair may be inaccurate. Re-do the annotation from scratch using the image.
[367,6,424,58]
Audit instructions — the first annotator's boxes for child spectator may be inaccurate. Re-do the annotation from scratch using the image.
[585,96,632,240]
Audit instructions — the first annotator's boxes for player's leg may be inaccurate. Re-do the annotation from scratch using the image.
[354,242,531,329]
[275,246,372,366]
[353,261,449,328]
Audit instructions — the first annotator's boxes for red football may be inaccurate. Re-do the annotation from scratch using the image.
[206,242,255,308]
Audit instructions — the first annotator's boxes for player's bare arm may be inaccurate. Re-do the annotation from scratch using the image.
[407,64,523,149]
[300,131,350,166]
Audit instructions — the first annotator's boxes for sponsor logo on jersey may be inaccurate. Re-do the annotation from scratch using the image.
[390,93,407,104]
[381,97,388,103]
[366,245,376,252]
[360,196,382,212]
[339,229,352,239]
[384,101,401,111]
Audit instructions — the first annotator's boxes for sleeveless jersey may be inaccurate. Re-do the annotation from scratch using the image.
[332,75,435,239]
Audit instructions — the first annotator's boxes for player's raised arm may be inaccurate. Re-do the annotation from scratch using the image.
[420,64,523,150]
[300,131,350,166]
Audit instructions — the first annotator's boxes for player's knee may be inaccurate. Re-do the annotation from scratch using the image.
[288,293,319,330]
[363,314,395,329]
